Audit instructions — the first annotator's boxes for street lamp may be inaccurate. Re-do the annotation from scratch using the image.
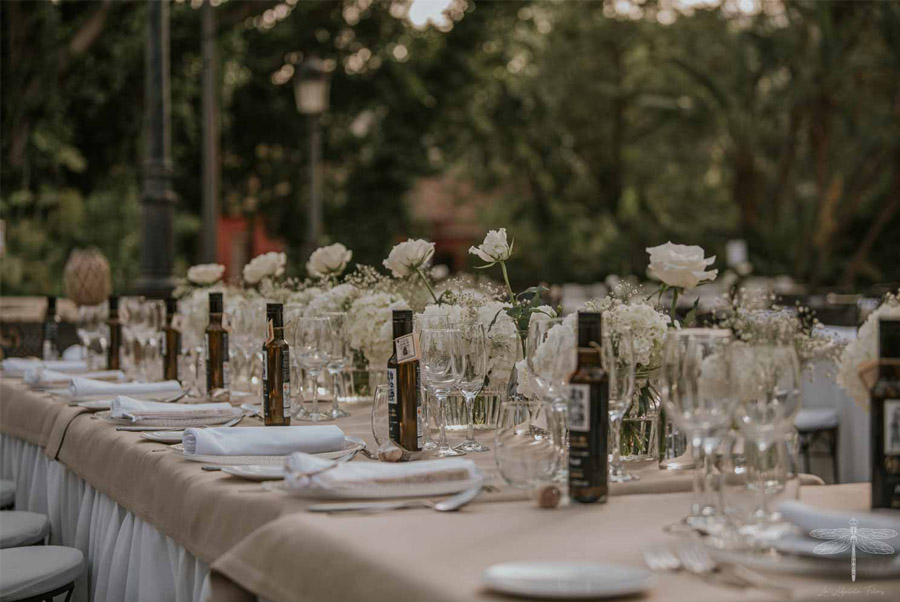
[294,54,331,260]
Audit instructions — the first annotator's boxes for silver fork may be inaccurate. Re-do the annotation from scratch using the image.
[675,542,793,598]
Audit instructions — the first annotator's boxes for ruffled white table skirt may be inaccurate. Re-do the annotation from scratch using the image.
[1,434,211,602]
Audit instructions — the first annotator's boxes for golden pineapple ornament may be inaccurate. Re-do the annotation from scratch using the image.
[64,247,112,306]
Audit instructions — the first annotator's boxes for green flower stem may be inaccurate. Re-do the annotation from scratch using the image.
[670,288,679,323]
[415,266,440,304]
[499,261,516,305]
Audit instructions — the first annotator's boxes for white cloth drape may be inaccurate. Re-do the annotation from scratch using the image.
[0,434,211,602]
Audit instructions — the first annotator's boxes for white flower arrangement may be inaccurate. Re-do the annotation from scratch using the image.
[837,292,900,408]
[186,263,225,286]
[305,283,359,316]
[347,291,410,368]
[243,252,286,285]
[306,243,352,279]
[646,242,717,290]
[581,296,670,371]
[469,228,512,264]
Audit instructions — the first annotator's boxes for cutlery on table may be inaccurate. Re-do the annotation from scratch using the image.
[116,414,245,433]
[307,485,484,514]
[205,444,363,473]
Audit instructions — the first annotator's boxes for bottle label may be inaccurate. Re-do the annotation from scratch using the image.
[567,384,591,433]
[885,399,900,456]
[387,368,398,404]
[282,348,291,417]
[161,333,167,357]
[395,334,419,364]
[262,352,270,418]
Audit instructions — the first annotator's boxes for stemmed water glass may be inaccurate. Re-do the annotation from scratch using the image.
[291,316,334,422]
[729,341,802,542]
[454,323,489,453]
[526,318,576,479]
[230,297,266,393]
[603,321,636,482]
[420,327,463,457]
[77,303,108,371]
[323,312,351,419]
[660,328,736,531]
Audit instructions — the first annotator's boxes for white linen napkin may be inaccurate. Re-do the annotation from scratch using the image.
[62,345,86,360]
[110,396,238,422]
[68,377,182,398]
[1,359,87,377]
[283,455,478,490]
[24,368,125,387]
[182,425,345,457]
[777,500,900,552]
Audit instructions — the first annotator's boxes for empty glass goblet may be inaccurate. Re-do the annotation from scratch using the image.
[455,322,489,453]
[420,327,463,457]
[323,312,351,419]
[494,398,559,488]
[602,321,636,482]
[290,316,334,422]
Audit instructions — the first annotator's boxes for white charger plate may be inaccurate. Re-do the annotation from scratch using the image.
[172,436,367,466]
[710,546,900,579]
[265,475,485,500]
[139,431,184,444]
[221,465,285,481]
[482,562,653,599]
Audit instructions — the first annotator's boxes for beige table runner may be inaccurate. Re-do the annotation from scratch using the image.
[210,484,898,602]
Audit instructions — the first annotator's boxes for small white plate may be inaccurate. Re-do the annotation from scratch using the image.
[482,562,653,600]
[221,465,285,481]
[173,436,367,465]
[139,431,184,444]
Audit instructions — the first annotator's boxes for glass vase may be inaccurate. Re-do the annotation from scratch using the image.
[620,373,661,465]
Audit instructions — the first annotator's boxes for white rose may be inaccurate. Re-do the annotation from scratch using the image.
[469,228,512,264]
[243,252,286,285]
[306,243,352,278]
[382,239,435,278]
[186,263,224,285]
[646,241,717,289]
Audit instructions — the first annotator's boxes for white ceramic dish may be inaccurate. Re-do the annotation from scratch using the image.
[221,465,285,481]
[172,436,367,466]
[266,475,485,501]
[710,546,900,579]
[482,562,653,599]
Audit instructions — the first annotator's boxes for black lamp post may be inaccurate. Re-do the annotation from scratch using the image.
[293,55,331,260]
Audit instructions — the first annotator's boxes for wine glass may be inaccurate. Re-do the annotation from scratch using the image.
[420,327,463,457]
[455,322,489,453]
[526,318,576,479]
[284,304,309,419]
[603,321,636,482]
[729,341,802,542]
[370,384,390,447]
[494,398,559,488]
[323,312,350,419]
[77,303,108,371]
[660,328,735,531]
[291,316,334,422]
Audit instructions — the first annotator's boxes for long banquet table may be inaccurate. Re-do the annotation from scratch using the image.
[1,376,898,602]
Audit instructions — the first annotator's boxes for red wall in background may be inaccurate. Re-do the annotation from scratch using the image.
[217,216,285,281]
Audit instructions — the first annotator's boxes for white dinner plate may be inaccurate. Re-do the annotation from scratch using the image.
[482,562,654,599]
[171,436,367,466]
[221,465,285,481]
[139,431,184,444]
[266,475,485,501]
[710,546,900,579]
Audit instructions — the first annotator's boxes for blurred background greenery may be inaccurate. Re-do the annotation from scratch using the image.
[2,0,899,294]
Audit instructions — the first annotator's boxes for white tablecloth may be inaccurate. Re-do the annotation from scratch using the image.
[0,434,211,602]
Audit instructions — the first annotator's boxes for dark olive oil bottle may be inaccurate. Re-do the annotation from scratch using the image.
[262,303,291,426]
[387,310,422,451]
[107,295,121,370]
[162,297,181,381]
[42,296,60,360]
[567,312,609,503]
[205,292,230,392]
[871,317,900,509]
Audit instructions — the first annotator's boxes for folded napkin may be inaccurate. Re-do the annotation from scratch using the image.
[182,425,345,457]
[68,377,182,398]
[25,368,125,387]
[778,500,900,552]
[62,345,86,360]
[1,359,87,377]
[110,396,238,423]
[283,455,478,490]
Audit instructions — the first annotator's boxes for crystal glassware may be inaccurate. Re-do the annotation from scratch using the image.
[290,316,334,422]
[602,321,636,482]
[420,327,464,457]
[77,303,108,371]
[494,398,559,488]
[454,322,489,452]
[729,341,802,542]
[370,384,391,448]
[323,312,351,419]
[660,328,736,531]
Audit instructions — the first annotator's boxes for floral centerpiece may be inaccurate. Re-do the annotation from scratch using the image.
[837,291,900,408]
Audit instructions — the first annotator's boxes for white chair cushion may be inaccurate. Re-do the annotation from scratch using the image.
[795,408,840,431]
[0,481,14,509]
[0,512,50,549]
[0,546,83,601]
